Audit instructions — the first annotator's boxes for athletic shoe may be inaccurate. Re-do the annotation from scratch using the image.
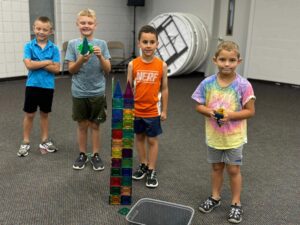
[132,163,148,180]
[17,142,30,157]
[146,169,158,188]
[228,204,243,224]
[199,196,221,213]
[90,153,105,171]
[39,139,58,153]
[73,153,88,170]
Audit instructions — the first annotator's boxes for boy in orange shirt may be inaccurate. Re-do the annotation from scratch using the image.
[127,25,168,188]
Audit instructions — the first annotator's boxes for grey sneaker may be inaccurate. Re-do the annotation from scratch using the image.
[73,153,88,170]
[132,163,148,180]
[39,139,58,153]
[17,142,30,157]
[90,153,105,171]
[228,204,243,224]
[199,196,221,213]
[146,169,158,188]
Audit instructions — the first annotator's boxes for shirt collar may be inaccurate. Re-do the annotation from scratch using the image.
[33,38,53,49]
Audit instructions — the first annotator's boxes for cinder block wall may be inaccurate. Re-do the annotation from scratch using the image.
[0,0,30,79]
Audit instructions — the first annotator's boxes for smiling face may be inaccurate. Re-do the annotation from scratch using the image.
[33,20,52,43]
[138,32,158,60]
[77,15,96,39]
[213,49,241,76]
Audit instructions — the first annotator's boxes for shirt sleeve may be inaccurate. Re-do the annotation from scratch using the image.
[65,40,76,62]
[191,81,206,104]
[23,43,32,60]
[52,45,60,63]
[242,80,256,106]
[101,41,111,60]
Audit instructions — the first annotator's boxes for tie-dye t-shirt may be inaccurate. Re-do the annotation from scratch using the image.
[192,74,255,149]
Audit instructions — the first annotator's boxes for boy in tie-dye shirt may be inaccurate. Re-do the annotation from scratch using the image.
[192,41,255,224]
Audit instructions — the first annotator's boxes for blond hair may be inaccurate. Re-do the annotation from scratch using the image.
[215,41,240,59]
[77,8,96,20]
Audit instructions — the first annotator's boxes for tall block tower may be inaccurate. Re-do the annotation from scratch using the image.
[109,81,134,205]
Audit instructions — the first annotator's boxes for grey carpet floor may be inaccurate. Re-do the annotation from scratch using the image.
[0,73,299,225]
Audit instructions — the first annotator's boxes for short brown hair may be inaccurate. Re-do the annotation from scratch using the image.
[34,16,53,29]
[215,41,240,59]
[138,25,158,40]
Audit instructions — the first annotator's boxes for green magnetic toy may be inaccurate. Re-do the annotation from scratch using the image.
[78,37,94,55]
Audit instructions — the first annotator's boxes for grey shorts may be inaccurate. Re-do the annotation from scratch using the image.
[207,145,243,165]
[72,95,107,124]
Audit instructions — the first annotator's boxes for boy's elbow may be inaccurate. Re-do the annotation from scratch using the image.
[68,67,75,74]
[246,109,255,119]
[106,67,111,75]
[54,68,60,74]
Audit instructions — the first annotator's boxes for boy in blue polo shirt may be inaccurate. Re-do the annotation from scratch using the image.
[17,16,60,157]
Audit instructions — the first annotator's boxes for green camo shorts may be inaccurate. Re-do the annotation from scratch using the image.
[72,95,107,124]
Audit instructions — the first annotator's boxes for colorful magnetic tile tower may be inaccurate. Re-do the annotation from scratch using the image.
[109,81,134,205]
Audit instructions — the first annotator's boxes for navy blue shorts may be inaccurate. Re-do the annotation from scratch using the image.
[23,87,54,113]
[134,116,162,137]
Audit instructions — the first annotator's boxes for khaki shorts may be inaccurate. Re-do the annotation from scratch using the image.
[72,95,107,124]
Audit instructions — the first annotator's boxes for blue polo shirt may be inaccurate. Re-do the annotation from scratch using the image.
[23,38,60,89]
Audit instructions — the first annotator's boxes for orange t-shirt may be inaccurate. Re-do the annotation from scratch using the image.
[132,56,164,118]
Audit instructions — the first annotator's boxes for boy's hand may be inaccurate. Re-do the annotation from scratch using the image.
[93,46,102,58]
[221,111,229,123]
[213,109,230,127]
[45,60,54,66]
[213,108,224,127]
[79,54,91,63]
[161,112,167,121]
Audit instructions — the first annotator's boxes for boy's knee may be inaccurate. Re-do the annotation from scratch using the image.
[147,136,158,146]
[78,121,89,130]
[135,133,145,141]
[25,112,35,120]
[227,165,240,176]
[40,111,48,118]
[90,122,100,130]
[212,163,225,172]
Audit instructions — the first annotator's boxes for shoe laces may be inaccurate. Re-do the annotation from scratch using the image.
[149,170,157,180]
[93,154,100,161]
[229,205,242,218]
[20,144,29,150]
[137,164,147,173]
[204,198,214,208]
[78,154,86,162]
[44,139,54,147]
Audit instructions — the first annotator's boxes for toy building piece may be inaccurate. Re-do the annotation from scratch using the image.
[78,36,94,55]
[123,81,134,108]
[214,108,224,127]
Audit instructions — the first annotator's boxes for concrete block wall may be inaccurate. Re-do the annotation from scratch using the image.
[0,0,133,79]
[0,0,30,79]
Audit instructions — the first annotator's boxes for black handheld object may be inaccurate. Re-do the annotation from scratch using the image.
[214,112,224,127]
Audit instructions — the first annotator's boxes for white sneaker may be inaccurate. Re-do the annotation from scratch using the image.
[17,143,30,157]
[39,139,58,153]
